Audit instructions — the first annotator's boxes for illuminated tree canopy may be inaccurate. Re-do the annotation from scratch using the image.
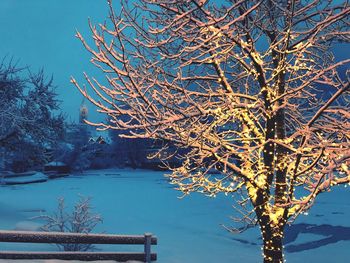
[72,0,350,262]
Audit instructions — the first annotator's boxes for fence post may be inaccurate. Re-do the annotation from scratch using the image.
[144,233,152,263]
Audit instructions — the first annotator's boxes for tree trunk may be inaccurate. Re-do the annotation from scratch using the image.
[248,184,286,263]
[262,225,284,263]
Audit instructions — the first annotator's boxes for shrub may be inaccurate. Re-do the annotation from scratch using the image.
[36,196,102,251]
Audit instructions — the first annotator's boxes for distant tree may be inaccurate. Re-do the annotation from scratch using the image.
[0,59,64,171]
[72,1,350,262]
[109,128,154,168]
[108,115,182,169]
[70,147,93,172]
[65,125,92,171]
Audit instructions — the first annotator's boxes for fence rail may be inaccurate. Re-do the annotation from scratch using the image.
[0,230,157,262]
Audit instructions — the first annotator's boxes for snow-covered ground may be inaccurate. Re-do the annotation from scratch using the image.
[0,169,349,263]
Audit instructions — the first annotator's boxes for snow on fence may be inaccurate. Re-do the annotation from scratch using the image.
[0,230,157,262]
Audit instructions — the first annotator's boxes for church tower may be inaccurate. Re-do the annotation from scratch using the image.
[79,99,88,124]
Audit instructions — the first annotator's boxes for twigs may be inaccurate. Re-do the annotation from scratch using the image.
[73,0,350,246]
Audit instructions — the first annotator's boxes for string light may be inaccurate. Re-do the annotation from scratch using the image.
[73,2,350,262]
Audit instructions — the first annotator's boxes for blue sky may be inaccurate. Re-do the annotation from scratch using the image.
[0,0,116,122]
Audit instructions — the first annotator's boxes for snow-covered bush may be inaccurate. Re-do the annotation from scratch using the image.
[36,196,102,251]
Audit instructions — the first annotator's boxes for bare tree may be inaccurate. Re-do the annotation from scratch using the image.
[36,197,102,251]
[72,0,350,262]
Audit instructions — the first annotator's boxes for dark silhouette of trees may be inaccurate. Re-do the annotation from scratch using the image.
[0,58,64,171]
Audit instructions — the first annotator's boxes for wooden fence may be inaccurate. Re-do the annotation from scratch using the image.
[0,230,157,262]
